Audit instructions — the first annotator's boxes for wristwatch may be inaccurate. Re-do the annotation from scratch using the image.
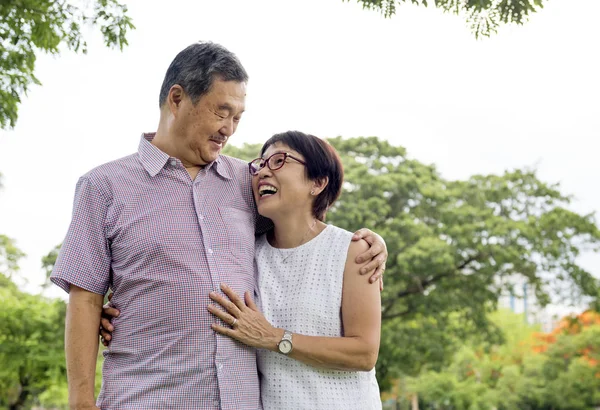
[277,330,293,355]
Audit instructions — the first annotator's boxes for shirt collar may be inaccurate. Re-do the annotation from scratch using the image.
[138,133,232,180]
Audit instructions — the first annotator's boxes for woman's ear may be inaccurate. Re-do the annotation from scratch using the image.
[311,176,329,196]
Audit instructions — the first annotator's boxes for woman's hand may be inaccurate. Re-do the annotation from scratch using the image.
[99,292,119,346]
[208,283,282,351]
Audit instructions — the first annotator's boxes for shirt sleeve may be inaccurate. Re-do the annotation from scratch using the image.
[50,176,112,295]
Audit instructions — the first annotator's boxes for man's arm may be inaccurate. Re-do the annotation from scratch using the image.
[66,285,104,410]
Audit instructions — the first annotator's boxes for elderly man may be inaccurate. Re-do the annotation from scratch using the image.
[51,42,386,410]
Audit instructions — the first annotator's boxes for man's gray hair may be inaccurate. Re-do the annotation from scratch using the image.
[158,41,248,108]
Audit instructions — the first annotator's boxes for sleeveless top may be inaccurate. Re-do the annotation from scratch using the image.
[255,224,382,410]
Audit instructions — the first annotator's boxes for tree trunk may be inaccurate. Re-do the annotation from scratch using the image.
[10,373,29,410]
[9,386,28,410]
[411,393,419,410]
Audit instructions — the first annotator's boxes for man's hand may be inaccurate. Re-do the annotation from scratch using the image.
[352,228,387,290]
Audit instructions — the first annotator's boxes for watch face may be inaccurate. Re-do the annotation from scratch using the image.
[279,339,293,354]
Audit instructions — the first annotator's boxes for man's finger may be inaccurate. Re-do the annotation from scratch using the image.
[352,228,369,240]
[356,243,382,264]
[359,252,385,275]
[369,263,385,284]
[356,242,383,263]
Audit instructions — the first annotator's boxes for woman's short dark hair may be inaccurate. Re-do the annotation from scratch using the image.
[158,41,248,108]
[260,131,343,221]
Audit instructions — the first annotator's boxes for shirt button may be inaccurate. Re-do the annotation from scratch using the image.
[170,159,177,166]
[199,214,204,220]
[217,362,223,371]
[213,400,219,407]
[208,248,213,254]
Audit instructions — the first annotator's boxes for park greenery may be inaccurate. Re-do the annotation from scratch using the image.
[391,309,600,409]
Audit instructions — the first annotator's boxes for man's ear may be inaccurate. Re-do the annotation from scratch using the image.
[168,85,185,116]
[312,176,329,196]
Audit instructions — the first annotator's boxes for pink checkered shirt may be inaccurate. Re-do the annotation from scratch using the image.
[51,133,263,409]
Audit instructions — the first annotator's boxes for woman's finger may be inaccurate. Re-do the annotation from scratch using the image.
[211,323,237,339]
[102,306,120,319]
[100,317,114,332]
[207,304,237,326]
[245,291,259,311]
[100,328,112,341]
[220,283,246,311]
[209,291,241,316]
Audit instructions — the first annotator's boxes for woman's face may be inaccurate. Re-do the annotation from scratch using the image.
[251,142,313,220]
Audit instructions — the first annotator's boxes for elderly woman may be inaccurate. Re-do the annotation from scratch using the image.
[207,131,382,409]
[101,131,382,409]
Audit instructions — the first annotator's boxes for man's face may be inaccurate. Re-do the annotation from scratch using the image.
[172,78,246,166]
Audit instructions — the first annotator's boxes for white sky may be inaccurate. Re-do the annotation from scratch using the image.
[0,0,598,310]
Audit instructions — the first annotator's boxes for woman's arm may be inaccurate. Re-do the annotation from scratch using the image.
[286,239,381,371]
[208,239,381,372]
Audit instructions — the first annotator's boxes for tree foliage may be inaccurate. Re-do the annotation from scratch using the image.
[349,0,547,38]
[0,239,104,409]
[223,136,600,386]
[0,0,134,129]
[406,310,600,410]
[0,237,66,409]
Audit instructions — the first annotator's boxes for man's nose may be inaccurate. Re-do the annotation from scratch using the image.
[221,118,236,137]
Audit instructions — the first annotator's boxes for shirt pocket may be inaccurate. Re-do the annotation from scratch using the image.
[218,207,255,270]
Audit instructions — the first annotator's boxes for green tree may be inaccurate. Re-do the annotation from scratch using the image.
[0,0,134,129]
[407,310,600,409]
[41,243,61,285]
[0,237,67,410]
[0,235,26,278]
[350,0,547,38]
[0,239,105,409]
[325,136,599,384]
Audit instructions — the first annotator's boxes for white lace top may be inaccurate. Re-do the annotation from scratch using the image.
[255,224,382,410]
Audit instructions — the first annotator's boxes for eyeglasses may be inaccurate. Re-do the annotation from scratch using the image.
[248,152,306,176]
